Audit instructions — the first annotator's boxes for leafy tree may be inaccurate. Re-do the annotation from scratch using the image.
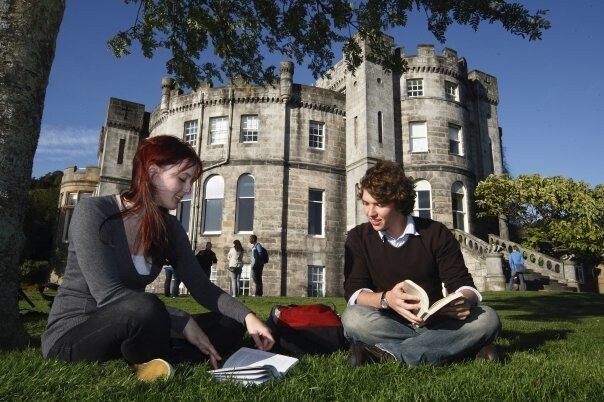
[475,174,604,263]
[1,0,549,350]
[22,171,62,262]
[109,0,550,88]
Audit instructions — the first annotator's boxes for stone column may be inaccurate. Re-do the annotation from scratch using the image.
[485,252,506,291]
[563,260,579,290]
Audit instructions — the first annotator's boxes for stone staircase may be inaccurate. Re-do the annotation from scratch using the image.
[515,268,578,292]
[452,230,580,292]
[490,235,579,292]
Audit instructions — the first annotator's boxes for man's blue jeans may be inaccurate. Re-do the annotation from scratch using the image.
[508,268,526,290]
[341,304,501,366]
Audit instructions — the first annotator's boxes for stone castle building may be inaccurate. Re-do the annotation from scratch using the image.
[57,39,505,296]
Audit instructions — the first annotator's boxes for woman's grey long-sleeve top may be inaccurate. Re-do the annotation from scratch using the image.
[41,195,251,356]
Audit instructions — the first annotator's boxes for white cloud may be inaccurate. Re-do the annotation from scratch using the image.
[32,124,100,177]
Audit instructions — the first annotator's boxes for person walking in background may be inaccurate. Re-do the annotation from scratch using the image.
[508,245,526,291]
[163,264,180,297]
[249,234,265,296]
[227,240,245,297]
[196,242,217,279]
[41,135,274,382]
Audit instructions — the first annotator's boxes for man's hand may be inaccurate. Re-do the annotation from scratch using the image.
[436,297,471,320]
[384,281,423,325]
[183,317,222,369]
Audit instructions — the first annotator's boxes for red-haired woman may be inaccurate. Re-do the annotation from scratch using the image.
[41,135,274,381]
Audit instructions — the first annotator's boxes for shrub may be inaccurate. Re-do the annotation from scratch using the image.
[19,259,50,285]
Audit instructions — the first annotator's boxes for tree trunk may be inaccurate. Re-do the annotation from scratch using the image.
[0,0,65,349]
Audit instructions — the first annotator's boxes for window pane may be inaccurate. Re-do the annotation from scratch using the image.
[184,120,198,145]
[210,116,228,144]
[237,175,254,197]
[407,79,423,97]
[417,191,430,209]
[307,266,325,297]
[241,115,258,142]
[237,198,254,232]
[308,189,323,235]
[409,122,428,152]
[203,199,223,232]
[309,122,325,149]
[178,195,191,233]
[206,176,224,198]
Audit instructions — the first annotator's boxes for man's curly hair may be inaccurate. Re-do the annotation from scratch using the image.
[356,160,416,215]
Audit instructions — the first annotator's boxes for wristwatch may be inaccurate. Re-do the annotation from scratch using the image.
[379,291,390,309]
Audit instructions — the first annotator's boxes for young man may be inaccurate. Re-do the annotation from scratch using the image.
[342,160,501,366]
[196,242,217,279]
[249,235,265,296]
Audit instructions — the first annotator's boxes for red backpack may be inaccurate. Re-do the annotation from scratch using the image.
[267,303,348,356]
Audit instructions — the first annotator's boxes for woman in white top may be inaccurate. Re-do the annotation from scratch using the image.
[227,240,244,297]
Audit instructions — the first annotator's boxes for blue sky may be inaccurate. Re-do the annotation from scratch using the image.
[37,1,603,186]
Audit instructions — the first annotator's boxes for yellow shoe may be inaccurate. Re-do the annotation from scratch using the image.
[134,358,173,382]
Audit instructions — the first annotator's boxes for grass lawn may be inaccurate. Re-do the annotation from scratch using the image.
[5,290,604,401]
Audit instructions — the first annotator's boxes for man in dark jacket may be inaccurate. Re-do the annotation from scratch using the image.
[196,242,217,278]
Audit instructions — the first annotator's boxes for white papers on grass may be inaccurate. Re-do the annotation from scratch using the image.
[208,347,299,385]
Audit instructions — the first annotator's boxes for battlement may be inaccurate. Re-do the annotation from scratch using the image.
[61,166,100,186]
[401,44,468,78]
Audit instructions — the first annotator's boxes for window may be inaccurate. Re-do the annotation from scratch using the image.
[184,120,198,145]
[413,180,432,219]
[202,175,224,233]
[307,266,325,297]
[209,265,217,285]
[308,189,324,235]
[236,174,255,232]
[117,139,126,164]
[309,121,325,149]
[407,79,423,97]
[409,122,428,153]
[209,116,228,145]
[448,124,462,155]
[177,194,191,234]
[445,81,459,101]
[239,264,251,296]
[451,182,467,231]
[377,111,383,143]
[67,192,78,206]
[241,115,258,142]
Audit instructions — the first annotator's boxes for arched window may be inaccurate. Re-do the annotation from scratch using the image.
[203,175,224,233]
[451,182,467,231]
[236,174,255,232]
[177,194,191,234]
[413,180,432,219]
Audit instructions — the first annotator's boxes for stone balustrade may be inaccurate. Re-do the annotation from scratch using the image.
[487,235,578,288]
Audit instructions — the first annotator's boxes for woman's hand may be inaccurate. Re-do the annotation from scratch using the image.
[182,317,222,369]
[244,313,275,351]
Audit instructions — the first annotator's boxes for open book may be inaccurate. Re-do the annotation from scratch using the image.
[402,280,464,326]
[208,347,299,385]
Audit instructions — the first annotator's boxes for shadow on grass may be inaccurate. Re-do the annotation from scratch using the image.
[498,328,572,357]
[485,292,604,322]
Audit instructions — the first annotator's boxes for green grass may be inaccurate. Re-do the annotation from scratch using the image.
[5,291,604,401]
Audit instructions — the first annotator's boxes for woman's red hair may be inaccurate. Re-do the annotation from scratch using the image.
[121,135,202,256]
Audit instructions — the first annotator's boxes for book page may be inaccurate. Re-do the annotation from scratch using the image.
[402,280,430,317]
[220,347,299,374]
[426,292,464,316]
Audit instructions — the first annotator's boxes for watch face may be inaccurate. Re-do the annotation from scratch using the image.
[380,297,388,309]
